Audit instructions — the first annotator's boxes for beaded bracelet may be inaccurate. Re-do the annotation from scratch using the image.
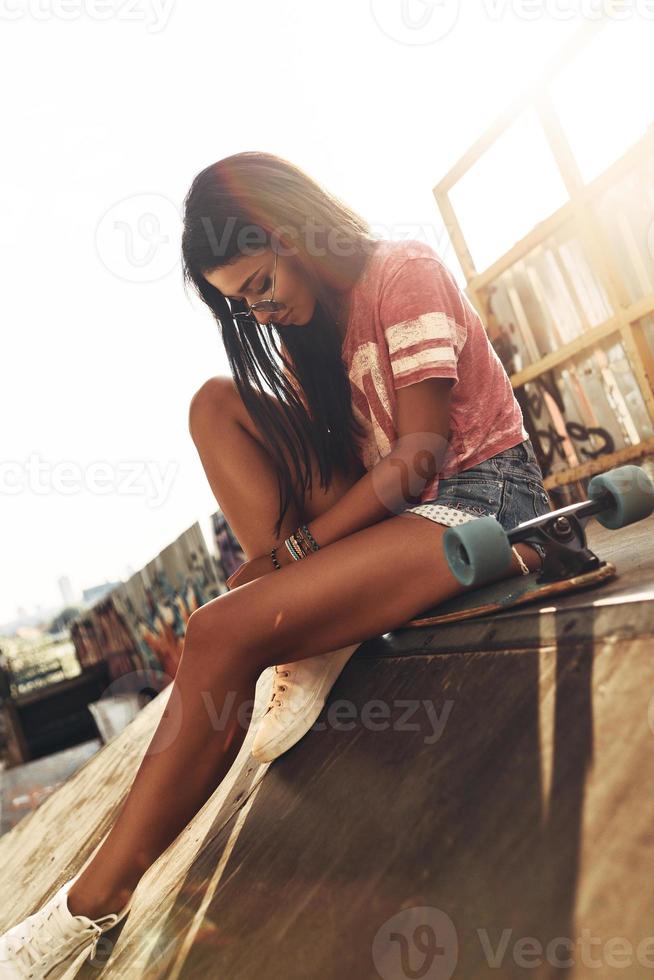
[270,547,282,570]
[276,523,322,566]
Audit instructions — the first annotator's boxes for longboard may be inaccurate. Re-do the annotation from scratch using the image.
[403,462,653,628]
[404,561,617,628]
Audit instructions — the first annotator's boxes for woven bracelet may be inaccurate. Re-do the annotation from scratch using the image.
[298,523,320,552]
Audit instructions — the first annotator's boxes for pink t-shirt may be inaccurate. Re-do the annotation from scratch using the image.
[341,238,528,502]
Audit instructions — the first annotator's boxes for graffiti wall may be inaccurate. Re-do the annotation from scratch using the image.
[488,228,654,482]
[70,521,226,684]
[211,511,246,585]
[434,34,654,499]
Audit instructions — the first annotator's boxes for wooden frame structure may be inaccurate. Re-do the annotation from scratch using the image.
[433,14,654,495]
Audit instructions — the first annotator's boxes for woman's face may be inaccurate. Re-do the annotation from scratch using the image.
[203,248,317,328]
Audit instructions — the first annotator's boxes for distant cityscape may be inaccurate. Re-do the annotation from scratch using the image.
[0,575,125,637]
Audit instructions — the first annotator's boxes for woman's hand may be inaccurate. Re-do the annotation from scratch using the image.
[225,546,294,590]
[226,555,275,590]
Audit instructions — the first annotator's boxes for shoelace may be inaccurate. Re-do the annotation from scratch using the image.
[267,666,291,710]
[7,907,103,974]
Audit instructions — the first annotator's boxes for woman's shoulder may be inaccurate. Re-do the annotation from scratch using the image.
[379,237,441,260]
[345,238,461,347]
[367,238,448,287]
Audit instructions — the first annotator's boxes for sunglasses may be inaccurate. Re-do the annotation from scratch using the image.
[231,250,285,323]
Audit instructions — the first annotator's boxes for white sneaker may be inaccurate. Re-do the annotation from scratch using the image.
[0,873,133,980]
[251,643,360,763]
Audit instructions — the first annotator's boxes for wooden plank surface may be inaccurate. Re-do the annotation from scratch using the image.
[405,563,617,627]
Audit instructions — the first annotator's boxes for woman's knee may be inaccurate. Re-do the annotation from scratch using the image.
[183,604,266,679]
[188,374,364,523]
[189,375,259,434]
[188,376,238,443]
[189,375,293,460]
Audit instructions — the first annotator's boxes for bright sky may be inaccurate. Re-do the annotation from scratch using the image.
[1,1,651,626]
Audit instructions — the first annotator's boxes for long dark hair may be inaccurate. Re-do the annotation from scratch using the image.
[181,151,379,540]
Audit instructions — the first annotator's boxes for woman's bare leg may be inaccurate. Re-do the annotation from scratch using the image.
[185,376,365,559]
[67,505,540,920]
[66,376,541,919]
[66,376,364,918]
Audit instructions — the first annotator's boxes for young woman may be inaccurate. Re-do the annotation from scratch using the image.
[0,151,551,977]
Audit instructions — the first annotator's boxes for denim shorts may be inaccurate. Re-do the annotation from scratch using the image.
[404,438,551,564]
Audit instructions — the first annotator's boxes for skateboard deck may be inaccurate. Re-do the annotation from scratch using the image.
[404,561,617,628]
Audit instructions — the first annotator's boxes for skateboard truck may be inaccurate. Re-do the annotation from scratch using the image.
[442,465,654,590]
[509,494,616,584]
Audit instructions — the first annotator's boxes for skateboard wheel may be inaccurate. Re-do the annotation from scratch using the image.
[588,465,654,529]
[443,516,513,587]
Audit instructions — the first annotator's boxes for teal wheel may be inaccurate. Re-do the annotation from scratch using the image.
[443,516,513,587]
[588,465,654,529]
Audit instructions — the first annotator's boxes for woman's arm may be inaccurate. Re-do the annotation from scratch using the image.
[300,376,453,552]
